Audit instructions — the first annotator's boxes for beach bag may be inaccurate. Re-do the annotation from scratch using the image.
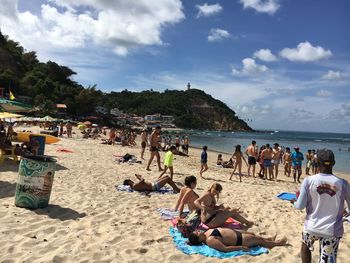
[176,210,201,238]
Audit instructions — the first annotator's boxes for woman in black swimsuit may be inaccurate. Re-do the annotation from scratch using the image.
[188,228,287,252]
[194,183,253,228]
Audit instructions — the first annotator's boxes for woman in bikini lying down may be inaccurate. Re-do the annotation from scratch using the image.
[188,227,287,252]
[194,183,253,228]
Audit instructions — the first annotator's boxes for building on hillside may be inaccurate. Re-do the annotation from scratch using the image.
[144,114,161,122]
[95,106,108,115]
[161,115,175,123]
[56,104,67,117]
[110,108,123,117]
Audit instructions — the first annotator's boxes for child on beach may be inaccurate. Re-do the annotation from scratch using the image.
[159,145,176,180]
[229,145,248,182]
[200,146,208,178]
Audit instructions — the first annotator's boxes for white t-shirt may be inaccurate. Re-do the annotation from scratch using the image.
[294,173,350,238]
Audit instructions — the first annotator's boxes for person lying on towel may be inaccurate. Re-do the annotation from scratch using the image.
[123,174,180,193]
[188,228,287,252]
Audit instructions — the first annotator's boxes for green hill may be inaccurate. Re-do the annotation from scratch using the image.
[0,30,252,131]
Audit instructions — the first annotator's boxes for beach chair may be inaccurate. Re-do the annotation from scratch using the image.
[0,147,19,163]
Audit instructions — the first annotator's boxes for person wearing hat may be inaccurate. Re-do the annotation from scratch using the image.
[290,146,304,183]
[292,149,350,263]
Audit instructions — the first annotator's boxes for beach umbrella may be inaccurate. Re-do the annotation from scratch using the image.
[0,112,23,118]
[0,98,32,113]
[77,124,86,130]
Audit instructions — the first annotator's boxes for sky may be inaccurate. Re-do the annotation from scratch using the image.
[0,0,349,133]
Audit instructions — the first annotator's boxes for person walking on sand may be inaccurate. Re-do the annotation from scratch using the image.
[291,146,304,183]
[262,144,273,180]
[146,126,163,171]
[292,149,350,263]
[175,135,180,151]
[159,145,176,180]
[272,143,282,181]
[229,145,248,182]
[245,141,258,177]
[140,129,148,160]
[200,145,208,178]
[183,136,190,155]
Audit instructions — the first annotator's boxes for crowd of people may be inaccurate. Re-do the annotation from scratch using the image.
[120,126,349,262]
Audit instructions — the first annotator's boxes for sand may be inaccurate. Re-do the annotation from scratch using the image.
[0,127,349,263]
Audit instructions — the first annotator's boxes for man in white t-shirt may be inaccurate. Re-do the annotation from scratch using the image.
[292,149,350,263]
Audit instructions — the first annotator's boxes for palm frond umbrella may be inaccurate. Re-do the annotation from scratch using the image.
[0,112,23,119]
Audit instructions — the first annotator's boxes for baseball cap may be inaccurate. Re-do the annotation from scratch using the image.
[317,149,335,166]
[294,146,300,150]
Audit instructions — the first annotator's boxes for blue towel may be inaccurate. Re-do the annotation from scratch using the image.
[115,185,175,195]
[169,227,268,258]
[277,192,296,201]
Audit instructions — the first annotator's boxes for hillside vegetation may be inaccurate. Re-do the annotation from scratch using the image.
[0,30,252,131]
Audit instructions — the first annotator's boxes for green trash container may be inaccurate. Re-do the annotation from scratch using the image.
[15,156,56,209]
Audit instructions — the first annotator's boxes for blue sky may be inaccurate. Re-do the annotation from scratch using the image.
[0,0,349,133]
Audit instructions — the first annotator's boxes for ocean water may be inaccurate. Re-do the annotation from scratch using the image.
[175,130,350,174]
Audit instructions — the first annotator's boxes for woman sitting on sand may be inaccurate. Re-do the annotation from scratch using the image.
[194,183,253,228]
[175,176,199,217]
[188,228,287,252]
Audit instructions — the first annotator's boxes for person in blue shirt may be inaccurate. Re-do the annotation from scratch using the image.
[290,146,304,183]
[200,145,208,178]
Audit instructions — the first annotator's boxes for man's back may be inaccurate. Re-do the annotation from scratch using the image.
[295,173,350,237]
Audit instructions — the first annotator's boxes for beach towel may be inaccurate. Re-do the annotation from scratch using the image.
[157,208,189,220]
[115,185,175,195]
[277,192,296,201]
[57,148,74,153]
[169,227,268,258]
[170,217,241,230]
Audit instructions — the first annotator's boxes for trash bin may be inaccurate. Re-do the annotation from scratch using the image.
[15,156,56,209]
[30,135,46,155]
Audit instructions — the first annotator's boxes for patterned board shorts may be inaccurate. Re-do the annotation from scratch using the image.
[302,231,341,263]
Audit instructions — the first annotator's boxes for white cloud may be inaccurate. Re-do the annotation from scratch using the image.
[279,41,332,62]
[0,0,185,56]
[253,49,277,62]
[239,0,280,15]
[316,89,333,97]
[329,103,350,123]
[196,3,223,18]
[208,28,231,42]
[322,70,341,80]
[232,58,268,76]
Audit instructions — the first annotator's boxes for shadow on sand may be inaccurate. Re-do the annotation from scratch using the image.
[32,204,87,221]
[0,181,16,199]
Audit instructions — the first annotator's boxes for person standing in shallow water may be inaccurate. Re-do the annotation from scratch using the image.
[146,126,163,171]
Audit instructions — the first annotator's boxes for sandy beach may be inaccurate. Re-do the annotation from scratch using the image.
[1,128,349,263]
